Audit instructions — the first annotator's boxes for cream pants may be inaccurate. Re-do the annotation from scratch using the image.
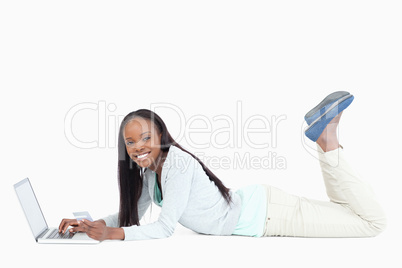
[262,145,387,237]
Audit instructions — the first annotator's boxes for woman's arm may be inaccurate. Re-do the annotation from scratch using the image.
[79,219,125,240]
[101,176,152,228]
[122,155,195,240]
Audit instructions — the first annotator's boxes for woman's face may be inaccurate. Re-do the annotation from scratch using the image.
[123,117,163,170]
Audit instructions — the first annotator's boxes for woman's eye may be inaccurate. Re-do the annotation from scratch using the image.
[143,136,151,142]
[126,141,134,146]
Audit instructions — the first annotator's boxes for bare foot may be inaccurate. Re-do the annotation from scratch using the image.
[316,111,343,152]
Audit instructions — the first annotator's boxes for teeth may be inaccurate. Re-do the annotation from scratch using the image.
[137,153,149,159]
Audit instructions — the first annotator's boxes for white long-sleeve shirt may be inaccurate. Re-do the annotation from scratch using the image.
[102,145,242,240]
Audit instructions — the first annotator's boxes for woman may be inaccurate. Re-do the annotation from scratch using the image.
[59,91,387,240]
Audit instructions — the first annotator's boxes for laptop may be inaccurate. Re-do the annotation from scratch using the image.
[14,178,100,244]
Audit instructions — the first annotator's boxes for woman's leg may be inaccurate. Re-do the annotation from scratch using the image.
[316,112,348,204]
[263,113,387,237]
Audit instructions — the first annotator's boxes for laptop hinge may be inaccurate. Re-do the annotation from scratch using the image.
[36,229,50,241]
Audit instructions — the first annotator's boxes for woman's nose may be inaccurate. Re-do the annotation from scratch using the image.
[127,144,144,154]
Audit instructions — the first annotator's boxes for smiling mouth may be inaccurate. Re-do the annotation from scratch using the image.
[136,152,151,160]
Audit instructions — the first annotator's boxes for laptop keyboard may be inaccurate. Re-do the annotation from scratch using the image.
[47,229,75,239]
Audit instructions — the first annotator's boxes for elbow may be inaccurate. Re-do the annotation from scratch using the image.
[163,232,173,239]
[159,221,175,239]
[163,228,175,239]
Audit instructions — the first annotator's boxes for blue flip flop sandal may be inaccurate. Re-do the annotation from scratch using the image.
[304,91,354,142]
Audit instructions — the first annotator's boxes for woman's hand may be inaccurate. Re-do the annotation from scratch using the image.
[79,220,109,241]
[58,218,124,241]
[80,220,125,241]
[58,218,79,234]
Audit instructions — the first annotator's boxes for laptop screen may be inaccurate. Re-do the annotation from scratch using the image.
[14,178,48,239]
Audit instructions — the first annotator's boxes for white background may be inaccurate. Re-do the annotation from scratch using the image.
[1,1,401,267]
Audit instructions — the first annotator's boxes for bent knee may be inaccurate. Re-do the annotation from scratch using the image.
[366,216,387,237]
